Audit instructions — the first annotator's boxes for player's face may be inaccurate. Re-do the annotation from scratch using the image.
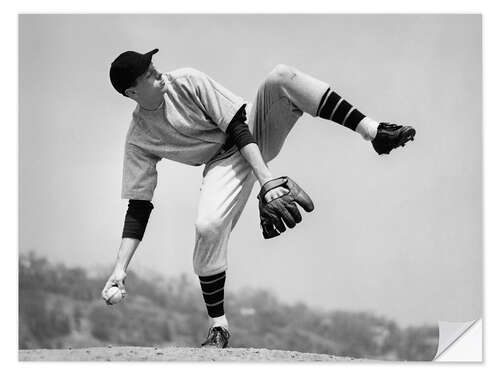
[131,63,165,100]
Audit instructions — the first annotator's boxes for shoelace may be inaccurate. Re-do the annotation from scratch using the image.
[214,327,230,339]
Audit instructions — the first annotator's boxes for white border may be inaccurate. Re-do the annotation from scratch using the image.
[5,0,497,373]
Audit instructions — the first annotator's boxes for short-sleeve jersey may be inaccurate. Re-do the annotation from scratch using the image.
[121,68,247,200]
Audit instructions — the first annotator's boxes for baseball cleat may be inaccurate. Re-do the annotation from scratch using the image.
[371,122,416,155]
[201,326,231,349]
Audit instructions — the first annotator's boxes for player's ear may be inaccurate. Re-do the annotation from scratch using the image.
[124,87,137,99]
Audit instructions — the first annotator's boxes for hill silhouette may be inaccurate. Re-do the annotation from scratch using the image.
[19,252,438,360]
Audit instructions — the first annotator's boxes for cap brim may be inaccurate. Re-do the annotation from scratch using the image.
[144,48,159,60]
[137,49,159,77]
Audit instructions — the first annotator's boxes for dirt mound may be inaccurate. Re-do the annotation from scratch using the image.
[19,346,362,362]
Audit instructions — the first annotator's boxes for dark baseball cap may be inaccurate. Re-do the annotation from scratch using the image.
[109,48,159,95]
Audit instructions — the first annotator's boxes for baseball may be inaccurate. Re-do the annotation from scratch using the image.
[105,286,124,305]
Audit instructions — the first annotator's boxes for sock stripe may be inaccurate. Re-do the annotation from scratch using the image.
[199,274,226,284]
[203,294,223,305]
[329,98,344,121]
[344,109,366,131]
[200,271,226,318]
[205,300,224,307]
[342,107,356,126]
[318,87,366,132]
[332,99,352,124]
[319,90,342,119]
[202,286,225,296]
[201,279,225,292]
[316,88,331,116]
[199,272,225,281]
[203,292,223,302]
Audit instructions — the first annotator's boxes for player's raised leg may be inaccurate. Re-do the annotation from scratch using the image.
[257,64,415,155]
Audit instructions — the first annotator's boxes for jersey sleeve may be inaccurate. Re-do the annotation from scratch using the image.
[121,143,160,201]
[185,68,247,132]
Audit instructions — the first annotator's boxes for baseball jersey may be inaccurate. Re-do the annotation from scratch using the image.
[122,68,247,200]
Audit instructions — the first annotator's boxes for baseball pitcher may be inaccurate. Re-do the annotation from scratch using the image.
[102,49,416,348]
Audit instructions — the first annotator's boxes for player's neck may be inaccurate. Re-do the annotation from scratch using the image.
[138,95,164,111]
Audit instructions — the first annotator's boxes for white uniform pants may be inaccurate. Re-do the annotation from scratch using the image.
[193,65,329,276]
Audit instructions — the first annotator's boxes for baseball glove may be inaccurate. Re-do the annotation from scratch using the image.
[258,176,314,239]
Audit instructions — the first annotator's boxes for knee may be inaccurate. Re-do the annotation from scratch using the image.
[265,64,296,87]
[195,215,225,241]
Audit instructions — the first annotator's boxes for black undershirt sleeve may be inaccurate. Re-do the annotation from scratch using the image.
[122,199,154,241]
[223,105,257,150]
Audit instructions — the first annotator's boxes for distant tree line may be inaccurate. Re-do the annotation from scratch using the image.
[19,252,438,360]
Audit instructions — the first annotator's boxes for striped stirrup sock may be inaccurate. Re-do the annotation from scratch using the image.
[199,271,226,318]
[316,87,367,131]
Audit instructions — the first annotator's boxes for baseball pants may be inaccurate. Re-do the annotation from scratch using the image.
[193,64,329,276]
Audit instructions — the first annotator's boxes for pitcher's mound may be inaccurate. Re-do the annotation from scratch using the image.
[20,346,361,362]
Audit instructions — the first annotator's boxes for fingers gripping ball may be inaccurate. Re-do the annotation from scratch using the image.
[104,286,125,305]
[258,176,314,239]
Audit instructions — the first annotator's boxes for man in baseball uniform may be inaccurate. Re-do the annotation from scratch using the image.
[102,48,416,348]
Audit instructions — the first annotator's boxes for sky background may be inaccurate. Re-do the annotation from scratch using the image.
[19,14,482,326]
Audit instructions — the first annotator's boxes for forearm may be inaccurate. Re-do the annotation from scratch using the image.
[225,113,275,186]
[239,143,274,186]
[115,199,154,272]
[239,143,290,203]
[114,238,140,272]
